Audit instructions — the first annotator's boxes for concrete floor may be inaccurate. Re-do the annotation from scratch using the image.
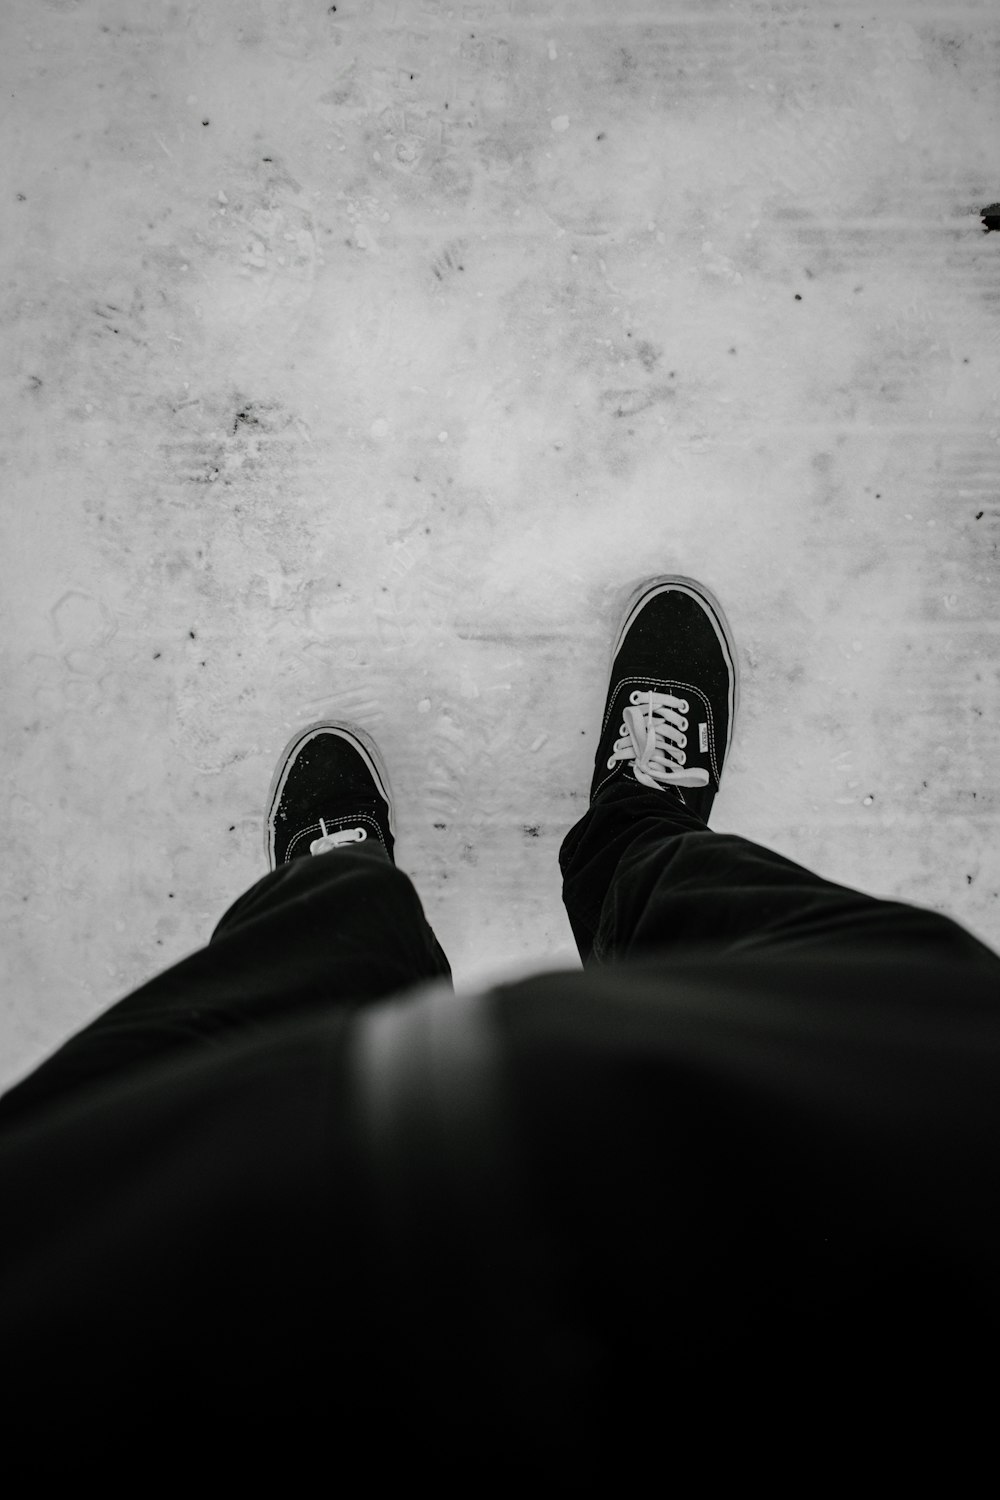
[2,0,999,1093]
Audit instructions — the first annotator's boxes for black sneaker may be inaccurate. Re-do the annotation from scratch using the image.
[591,575,741,826]
[264,721,396,870]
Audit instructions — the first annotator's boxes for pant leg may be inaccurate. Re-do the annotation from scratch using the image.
[560,778,998,968]
[0,843,452,1130]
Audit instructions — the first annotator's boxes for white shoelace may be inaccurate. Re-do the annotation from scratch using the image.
[611,689,711,791]
[310,820,369,855]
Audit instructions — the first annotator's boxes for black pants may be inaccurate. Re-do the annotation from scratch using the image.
[2,779,999,1480]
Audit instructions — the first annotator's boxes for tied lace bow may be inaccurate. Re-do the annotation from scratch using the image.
[310,820,369,855]
[615,690,711,790]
